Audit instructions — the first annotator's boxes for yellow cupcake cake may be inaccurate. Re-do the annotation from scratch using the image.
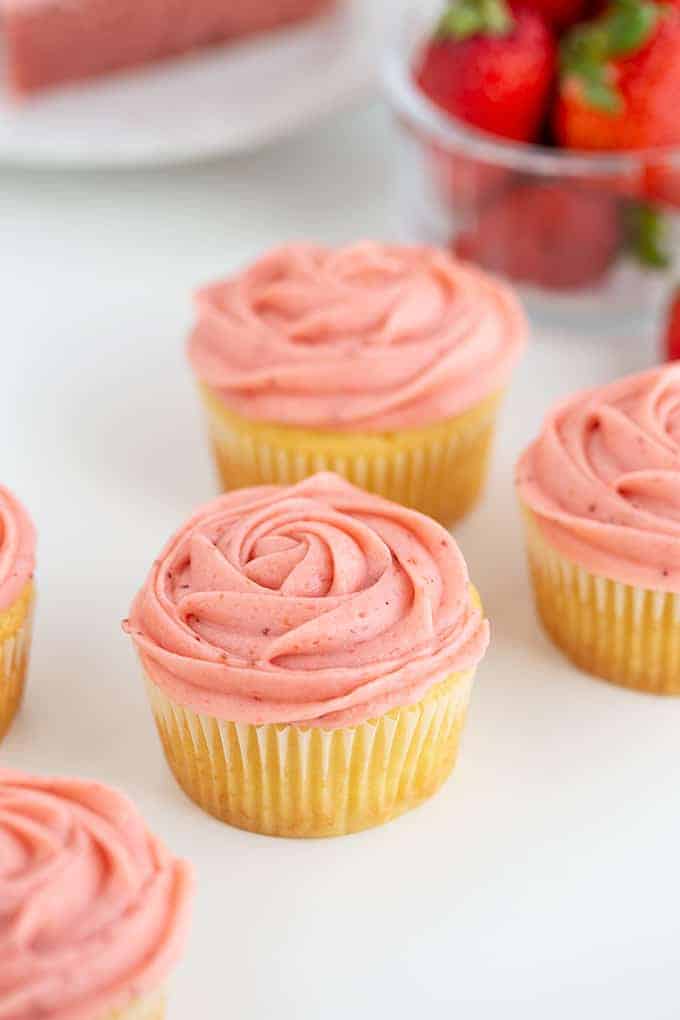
[125,473,489,837]
[0,486,36,740]
[0,769,194,1020]
[517,365,680,695]
[188,242,527,526]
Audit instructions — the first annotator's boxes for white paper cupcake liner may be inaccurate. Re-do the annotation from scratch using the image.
[145,670,475,837]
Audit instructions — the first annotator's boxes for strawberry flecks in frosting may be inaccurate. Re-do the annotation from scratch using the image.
[517,365,680,592]
[0,771,193,1020]
[125,474,489,728]
[0,487,36,613]
[188,242,527,431]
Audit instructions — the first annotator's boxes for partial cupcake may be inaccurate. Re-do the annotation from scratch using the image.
[0,769,194,1020]
[124,473,489,837]
[188,241,527,526]
[0,486,36,740]
[517,364,680,694]
[4,0,337,97]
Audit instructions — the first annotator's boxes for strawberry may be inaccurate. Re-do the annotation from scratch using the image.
[453,181,622,289]
[522,0,588,32]
[663,287,680,361]
[646,161,680,209]
[554,0,680,150]
[426,144,510,214]
[414,0,557,143]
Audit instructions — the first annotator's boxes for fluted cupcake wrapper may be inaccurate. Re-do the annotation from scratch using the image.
[524,510,680,695]
[0,584,35,741]
[145,669,475,838]
[199,386,503,526]
[104,988,166,1020]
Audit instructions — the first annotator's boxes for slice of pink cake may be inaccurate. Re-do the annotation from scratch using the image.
[3,0,336,97]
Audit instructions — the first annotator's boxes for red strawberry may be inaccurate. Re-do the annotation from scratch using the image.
[454,181,622,289]
[663,287,680,361]
[415,0,557,143]
[522,0,588,32]
[554,0,680,150]
[426,143,510,214]
[646,161,680,209]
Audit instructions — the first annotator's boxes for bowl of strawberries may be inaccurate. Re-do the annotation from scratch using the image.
[384,0,680,333]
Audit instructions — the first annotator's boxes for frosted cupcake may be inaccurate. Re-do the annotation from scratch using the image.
[0,769,194,1020]
[517,365,680,695]
[125,473,489,837]
[0,486,36,740]
[188,242,527,525]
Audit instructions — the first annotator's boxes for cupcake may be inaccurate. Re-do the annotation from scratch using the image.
[517,364,680,695]
[0,769,194,1020]
[125,473,489,837]
[0,486,36,740]
[188,242,527,526]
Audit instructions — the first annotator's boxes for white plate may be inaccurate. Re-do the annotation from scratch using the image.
[0,0,386,167]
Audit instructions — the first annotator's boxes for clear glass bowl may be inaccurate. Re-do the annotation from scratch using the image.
[382,6,680,336]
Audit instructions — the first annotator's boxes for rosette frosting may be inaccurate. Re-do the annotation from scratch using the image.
[517,365,680,591]
[0,771,193,1020]
[126,474,489,728]
[188,242,527,431]
[0,487,36,613]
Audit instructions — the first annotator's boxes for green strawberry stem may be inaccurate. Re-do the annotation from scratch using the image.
[436,0,514,41]
[626,201,673,270]
[560,0,662,112]
[606,0,660,54]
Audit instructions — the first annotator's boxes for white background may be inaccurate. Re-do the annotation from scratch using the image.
[2,99,680,1019]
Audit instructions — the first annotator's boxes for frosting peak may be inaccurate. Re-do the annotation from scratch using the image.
[188,242,527,431]
[126,473,489,728]
[0,771,193,1020]
[0,487,36,612]
[517,365,680,591]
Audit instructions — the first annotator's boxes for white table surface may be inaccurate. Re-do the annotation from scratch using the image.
[2,101,679,1020]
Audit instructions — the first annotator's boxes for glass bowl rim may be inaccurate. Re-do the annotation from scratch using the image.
[382,5,680,178]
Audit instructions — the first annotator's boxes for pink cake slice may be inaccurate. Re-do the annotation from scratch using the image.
[2,0,336,97]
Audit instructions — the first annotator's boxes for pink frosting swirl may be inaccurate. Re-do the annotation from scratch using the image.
[0,486,36,613]
[126,474,489,728]
[0,770,194,1020]
[187,242,527,431]
[517,365,680,591]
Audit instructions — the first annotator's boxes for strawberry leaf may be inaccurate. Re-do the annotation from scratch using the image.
[437,5,485,39]
[559,0,662,113]
[626,202,673,269]
[606,0,659,56]
[580,68,623,112]
[436,0,513,41]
